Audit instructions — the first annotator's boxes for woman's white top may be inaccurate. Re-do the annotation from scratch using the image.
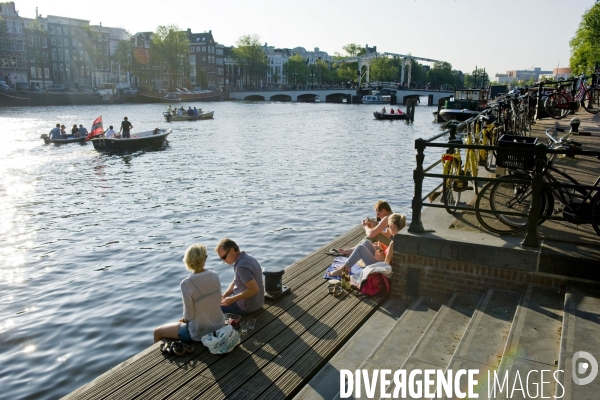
[181,270,225,341]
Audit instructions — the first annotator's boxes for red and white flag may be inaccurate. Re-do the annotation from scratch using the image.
[85,116,104,141]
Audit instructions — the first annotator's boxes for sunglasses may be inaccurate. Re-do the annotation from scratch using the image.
[220,249,231,261]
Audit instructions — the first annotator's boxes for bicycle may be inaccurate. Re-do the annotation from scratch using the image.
[474,128,600,235]
[544,74,600,118]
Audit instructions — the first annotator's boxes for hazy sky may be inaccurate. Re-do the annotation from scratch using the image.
[10,0,596,78]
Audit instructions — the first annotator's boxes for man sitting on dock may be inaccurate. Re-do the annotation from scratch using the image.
[216,238,265,316]
[363,200,394,246]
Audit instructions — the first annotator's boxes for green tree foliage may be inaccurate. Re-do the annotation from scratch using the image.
[152,25,190,89]
[333,43,366,85]
[283,53,308,86]
[196,67,208,88]
[426,61,455,88]
[232,34,267,88]
[370,57,398,84]
[315,59,332,85]
[570,3,600,74]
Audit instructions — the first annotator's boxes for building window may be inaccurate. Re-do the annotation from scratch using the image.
[49,26,55,34]
[51,37,56,46]
[202,56,206,62]
[64,49,69,61]
[53,68,58,78]
[201,46,206,52]
[28,36,33,47]
[103,46,108,55]
[57,27,62,35]
[52,49,57,61]
[63,28,69,36]
[31,67,36,78]
[37,67,42,78]
[64,38,69,47]
[34,36,40,47]
[57,37,63,46]
[58,50,63,61]
[45,67,50,78]
[42,37,47,48]
[59,63,64,71]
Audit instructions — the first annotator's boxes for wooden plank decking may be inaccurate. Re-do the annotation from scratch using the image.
[64,225,387,400]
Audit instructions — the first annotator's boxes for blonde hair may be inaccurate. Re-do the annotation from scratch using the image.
[183,244,207,273]
[388,213,406,231]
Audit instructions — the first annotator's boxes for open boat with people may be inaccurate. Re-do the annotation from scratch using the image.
[373,111,407,120]
[163,110,214,122]
[40,133,88,144]
[90,128,172,151]
[438,88,489,122]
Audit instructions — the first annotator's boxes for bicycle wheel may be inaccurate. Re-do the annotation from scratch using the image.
[475,181,524,234]
[545,92,570,119]
[442,159,462,215]
[489,175,549,231]
[591,192,600,236]
[582,88,600,115]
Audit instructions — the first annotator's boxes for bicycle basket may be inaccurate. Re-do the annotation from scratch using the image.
[497,135,538,171]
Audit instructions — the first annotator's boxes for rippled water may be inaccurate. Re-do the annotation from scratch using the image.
[0,100,442,399]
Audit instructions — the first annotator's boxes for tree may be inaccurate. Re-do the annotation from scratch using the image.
[331,44,367,86]
[112,40,134,87]
[232,34,267,89]
[370,57,398,84]
[426,61,455,88]
[570,3,600,75]
[315,59,331,85]
[283,53,307,87]
[152,25,190,90]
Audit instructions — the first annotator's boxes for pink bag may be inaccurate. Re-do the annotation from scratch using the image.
[360,273,390,296]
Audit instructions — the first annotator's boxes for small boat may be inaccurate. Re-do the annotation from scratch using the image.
[40,133,87,145]
[163,110,214,122]
[362,93,391,104]
[438,88,488,122]
[91,128,172,152]
[373,111,407,120]
[134,93,182,104]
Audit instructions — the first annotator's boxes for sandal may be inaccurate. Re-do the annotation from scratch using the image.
[171,341,185,356]
[160,341,172,354]
[326,249,342,256]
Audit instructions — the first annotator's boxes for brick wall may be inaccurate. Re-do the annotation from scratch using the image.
[390,251,567,301]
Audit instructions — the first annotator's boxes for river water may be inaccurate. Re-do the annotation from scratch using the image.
[0,99,443,399]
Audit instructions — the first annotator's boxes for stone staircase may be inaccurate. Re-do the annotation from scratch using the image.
[294,282,600,400]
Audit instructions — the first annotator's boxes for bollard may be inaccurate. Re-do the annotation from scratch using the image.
[263,268,290,300]
[408,138,426,233]
[448,123,457,140]
[522,143,547,248]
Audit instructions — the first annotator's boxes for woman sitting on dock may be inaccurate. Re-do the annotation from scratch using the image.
[153,243,225,343]
[327,213,406,277]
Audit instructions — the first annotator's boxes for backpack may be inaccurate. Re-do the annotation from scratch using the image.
[360,273,390,296]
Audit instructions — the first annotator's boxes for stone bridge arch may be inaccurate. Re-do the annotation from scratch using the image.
[297,94,318,103]
[244,95,265,101]
[270,94,292,102]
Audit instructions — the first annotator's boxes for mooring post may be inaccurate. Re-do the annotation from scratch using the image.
[449,122,457,140]
[522,143,547,248]
[409,138,426,233]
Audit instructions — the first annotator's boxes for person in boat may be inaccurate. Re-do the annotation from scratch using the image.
[215,238,265,316]
[49,123,61,140]
[327,213,406,277]
[153,128,160,135]
[381,107,387,114]
[177,107,184,117]
[71,124,79,137]
[167,105,172,114]
[105,125,116,139]
[390,108,395,114]
[78,124,88,137]
[119,116,133,139]
[193,107,199,116]
[153,243,225,344]
[187,106,194,116]
[60,125,68,139]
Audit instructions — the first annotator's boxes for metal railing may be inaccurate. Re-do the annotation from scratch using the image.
[408,115,600,247]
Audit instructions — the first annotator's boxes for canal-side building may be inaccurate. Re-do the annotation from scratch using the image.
[0,1,27,87]
[187,29,224,90]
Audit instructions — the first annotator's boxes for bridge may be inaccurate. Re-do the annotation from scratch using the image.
[226,87,454,104]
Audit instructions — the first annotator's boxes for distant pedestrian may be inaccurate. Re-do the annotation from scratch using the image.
[119,116,133,139]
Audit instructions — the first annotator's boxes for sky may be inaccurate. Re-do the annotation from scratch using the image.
[9,0,597,79]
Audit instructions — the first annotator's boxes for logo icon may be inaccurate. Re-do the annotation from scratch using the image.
[572,351,598,386]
